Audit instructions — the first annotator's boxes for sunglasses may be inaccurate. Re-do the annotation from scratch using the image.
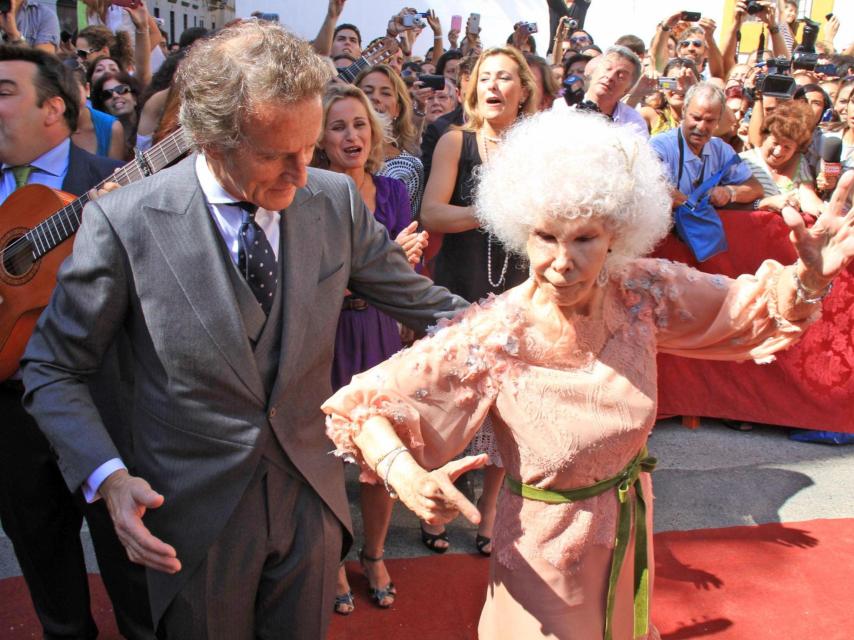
[101,84,132,101]
[569,36,591,44]
[76,46,99,59]
[679,39,704,48]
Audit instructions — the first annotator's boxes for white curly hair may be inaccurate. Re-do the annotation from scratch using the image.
[475,109,673,268]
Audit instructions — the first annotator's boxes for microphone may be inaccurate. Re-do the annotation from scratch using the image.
[819,136,843,179]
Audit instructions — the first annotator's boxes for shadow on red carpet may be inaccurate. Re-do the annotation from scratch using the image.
[1,519,852,639]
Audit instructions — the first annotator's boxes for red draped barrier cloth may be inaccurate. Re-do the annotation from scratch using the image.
[652,209,854,433]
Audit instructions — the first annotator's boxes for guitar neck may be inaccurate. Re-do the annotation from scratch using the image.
[337,57,371,84]
[27,129,192,261]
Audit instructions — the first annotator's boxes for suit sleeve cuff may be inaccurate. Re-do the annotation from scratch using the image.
[83,458,126,503]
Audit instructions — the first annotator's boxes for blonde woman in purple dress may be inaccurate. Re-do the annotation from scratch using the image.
[313,84,427,615]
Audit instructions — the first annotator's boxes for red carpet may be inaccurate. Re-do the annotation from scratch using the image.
[1,519,852,639]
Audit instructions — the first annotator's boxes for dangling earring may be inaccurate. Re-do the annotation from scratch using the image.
[596,264,609,287]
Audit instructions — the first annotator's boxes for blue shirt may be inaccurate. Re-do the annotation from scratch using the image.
[10,0,60,48]
[0,137,69,205]
[650,127,753,196]
[89,107,118,158]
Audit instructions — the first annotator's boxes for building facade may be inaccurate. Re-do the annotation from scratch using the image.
[48,0,235,45]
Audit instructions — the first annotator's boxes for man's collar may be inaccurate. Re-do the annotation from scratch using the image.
[679,129,711,161]
[583,92,619,117]
[195,153,243,204]
[1,137,70,176]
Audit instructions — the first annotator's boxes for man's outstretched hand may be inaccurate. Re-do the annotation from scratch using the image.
[100,469,181,574]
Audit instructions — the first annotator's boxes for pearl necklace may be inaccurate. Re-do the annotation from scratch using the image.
[481,133,509,289]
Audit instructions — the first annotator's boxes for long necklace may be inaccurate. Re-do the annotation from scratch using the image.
[481,132,509,289]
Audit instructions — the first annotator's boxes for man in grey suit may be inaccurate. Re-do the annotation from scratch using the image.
[22,21,466,639]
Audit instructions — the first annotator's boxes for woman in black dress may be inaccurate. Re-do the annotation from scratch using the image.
[419,47,538,555]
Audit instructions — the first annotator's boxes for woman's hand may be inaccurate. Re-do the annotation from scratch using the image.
[426,9,441,36]
[391,453,489,526]
[783,171,854,290]
[124,0,149,29]
[826,14,840,43]
[732,0,748,25]
[447,28,460,49]
[816,170,839,194]
[395,220,428,266]
[759,192,798,212]
[676,66,697,93]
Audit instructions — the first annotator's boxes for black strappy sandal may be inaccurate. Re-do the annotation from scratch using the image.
[475,534,492,557]
[359,549,396,608]
[420,523,450,554]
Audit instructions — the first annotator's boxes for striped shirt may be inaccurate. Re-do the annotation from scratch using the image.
[738,147,813,197]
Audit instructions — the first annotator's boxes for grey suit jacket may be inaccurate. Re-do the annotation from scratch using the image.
[22,155,466,622]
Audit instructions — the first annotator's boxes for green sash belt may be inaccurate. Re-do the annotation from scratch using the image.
[505,447,657,640]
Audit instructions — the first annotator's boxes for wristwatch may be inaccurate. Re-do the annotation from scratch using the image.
[3,33,27,45]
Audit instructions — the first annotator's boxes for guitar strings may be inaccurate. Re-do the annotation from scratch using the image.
[2,130,190,276]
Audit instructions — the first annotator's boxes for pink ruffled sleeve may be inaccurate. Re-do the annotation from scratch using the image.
[620,258,818,363]
[322,297,522,482]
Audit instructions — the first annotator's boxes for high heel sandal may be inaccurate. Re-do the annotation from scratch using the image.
[419,523,450,554]
[333,590,355,615]
[359,549,396,608]
[475,534,492,557]
[333,562,355,615]
[332,562,356,616]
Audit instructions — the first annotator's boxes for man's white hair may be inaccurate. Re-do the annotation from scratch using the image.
[475,109,672,267]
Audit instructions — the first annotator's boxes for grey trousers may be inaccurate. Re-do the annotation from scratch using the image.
[157,455,342,640]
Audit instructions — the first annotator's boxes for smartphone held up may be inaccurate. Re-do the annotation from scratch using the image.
[110,0,141,9]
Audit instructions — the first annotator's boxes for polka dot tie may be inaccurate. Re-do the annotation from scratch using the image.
[234,201,277,315]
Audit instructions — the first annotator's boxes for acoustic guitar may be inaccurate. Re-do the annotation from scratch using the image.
[337,37,400,84]
[0,128,192,381]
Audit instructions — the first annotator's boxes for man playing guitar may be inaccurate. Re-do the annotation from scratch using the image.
[0,45,153,639]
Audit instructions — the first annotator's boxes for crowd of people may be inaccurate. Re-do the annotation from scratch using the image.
[1,0,853,639]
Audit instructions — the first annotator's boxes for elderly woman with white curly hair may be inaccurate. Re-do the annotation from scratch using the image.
[321,109,854,640]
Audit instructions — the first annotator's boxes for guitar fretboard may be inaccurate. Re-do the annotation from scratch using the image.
[25,129,192,261]
[337,57,371,84]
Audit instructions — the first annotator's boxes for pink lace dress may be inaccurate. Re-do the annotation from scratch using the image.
[323,258,814,640]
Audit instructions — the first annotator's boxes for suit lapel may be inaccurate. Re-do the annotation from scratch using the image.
[144,159,266,404]
[269,187,323,402]
[62,144,95,196]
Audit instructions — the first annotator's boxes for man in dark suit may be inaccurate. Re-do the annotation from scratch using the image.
[0,45,154,639]
[22,22,467,639]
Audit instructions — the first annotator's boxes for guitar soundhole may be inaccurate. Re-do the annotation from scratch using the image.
[1,231,36,281]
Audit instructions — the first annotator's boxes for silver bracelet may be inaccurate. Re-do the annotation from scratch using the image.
[378,446,409,499]
[374,445,406,471]
[793,262,833,305]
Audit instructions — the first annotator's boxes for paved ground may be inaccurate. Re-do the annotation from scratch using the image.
[4,417,850,579]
